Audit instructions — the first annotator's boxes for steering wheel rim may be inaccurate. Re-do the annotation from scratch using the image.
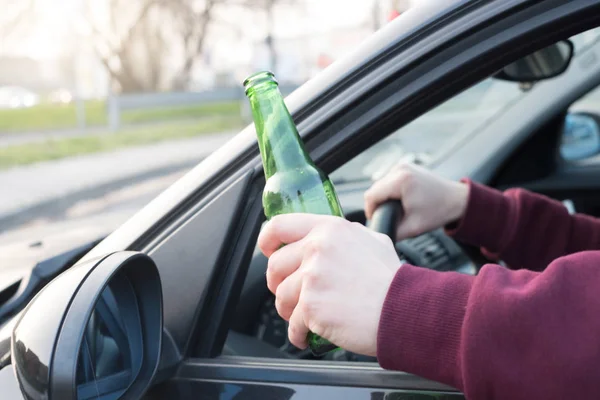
[367,200,404,239]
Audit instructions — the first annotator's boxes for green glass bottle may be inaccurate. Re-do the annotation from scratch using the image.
[243,71,343,356]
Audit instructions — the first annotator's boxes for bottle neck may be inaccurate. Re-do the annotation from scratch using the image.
[247,84,312,179]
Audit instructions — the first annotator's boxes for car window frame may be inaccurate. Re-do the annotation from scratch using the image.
[173,0,600,392]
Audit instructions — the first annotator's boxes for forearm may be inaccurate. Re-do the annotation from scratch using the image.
[378,254,600,399]
[446,180,600,270]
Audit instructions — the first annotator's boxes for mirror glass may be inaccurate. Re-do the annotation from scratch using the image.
[497,40,573,82]
[76,286,133,399]
[560,113,600,161]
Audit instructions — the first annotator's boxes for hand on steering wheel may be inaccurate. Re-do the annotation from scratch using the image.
[367,200,404,240]
[364,162,468,240]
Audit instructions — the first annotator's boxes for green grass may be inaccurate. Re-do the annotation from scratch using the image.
[0,100,241,132]
[0,117,244,170]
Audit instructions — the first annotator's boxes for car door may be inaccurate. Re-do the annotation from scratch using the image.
[71,0,600,398]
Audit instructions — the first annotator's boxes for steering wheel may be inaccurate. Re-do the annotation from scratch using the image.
[367,200,404,239]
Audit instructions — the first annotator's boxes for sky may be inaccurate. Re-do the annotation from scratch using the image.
[4,0,380,60]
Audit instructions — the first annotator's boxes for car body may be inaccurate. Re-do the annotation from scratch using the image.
[3,0,600,398]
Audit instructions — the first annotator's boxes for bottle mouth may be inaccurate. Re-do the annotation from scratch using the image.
[243,71,278,95]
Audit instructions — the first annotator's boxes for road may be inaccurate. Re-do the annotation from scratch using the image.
[0,168,185,248]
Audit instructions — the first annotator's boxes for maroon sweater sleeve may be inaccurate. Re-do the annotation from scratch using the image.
[446,180,600,271]
[377,182,600,397]
[377,257,600,399]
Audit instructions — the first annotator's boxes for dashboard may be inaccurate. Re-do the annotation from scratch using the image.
[227,182,483,361]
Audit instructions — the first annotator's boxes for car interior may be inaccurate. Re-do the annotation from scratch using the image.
[222,27,600,363]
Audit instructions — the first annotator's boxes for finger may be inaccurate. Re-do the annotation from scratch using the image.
[266,239,304,294]
[274,271,303,321]
[258,213,343,257]
[391,161,415,173]
[395,216,421,240]
[364,172,404,220]
[287,305,309,349]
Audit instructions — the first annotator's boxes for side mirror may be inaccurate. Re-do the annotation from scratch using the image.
[10,251,163,399]
[560,112,600,161]
[495,40,574,82]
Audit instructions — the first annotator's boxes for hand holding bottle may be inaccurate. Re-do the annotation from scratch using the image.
[258,214,401,357]
[364,162,469,240]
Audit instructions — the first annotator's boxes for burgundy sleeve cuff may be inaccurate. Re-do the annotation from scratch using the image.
[377,264,474,389]
[444,179,514,253]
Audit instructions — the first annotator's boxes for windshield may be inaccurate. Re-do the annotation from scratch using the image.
[330,27,600,184]
[330,78,525,183]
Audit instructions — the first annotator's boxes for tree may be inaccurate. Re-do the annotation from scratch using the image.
[84,0,171,92]
[166,0,218,90]
[84,0,225,92]
[0,0,36,42]
[227,0,300,76]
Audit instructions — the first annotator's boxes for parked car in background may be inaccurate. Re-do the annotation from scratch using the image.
[48,88,73,105]
[0,86,39,109]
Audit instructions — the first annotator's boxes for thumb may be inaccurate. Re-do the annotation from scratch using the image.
[395,215,422,241]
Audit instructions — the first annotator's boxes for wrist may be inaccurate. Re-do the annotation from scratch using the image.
[447,181,469,224]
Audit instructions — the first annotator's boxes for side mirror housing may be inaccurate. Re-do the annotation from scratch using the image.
[495,40,574,82]
[560,112,600,161]
[10,251,163,399]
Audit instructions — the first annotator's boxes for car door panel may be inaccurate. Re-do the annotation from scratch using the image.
[147,381,463,400]
[146,171,252,354]
[144,359,464,400]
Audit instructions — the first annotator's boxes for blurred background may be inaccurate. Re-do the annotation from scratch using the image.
[0,0,412,250]
[0,0,412,132]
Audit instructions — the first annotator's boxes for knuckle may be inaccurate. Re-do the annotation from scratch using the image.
[396,170,415,190]
[330,218,348,232]
[304,236,324,255]
[303,266,322,287]
[266,251,281,275]
[300,296,318,320]
[266,258,281,287]
[304,229,335,254]
[288,324,304,347]
[275,296,292,321]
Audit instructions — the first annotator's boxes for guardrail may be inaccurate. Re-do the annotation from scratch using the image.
[107,84,299,131]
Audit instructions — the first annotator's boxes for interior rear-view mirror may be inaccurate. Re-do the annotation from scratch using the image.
[495,40,574,82]
[10,251,163,400]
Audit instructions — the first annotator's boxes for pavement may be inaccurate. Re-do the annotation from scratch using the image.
[0,130,236,233]
[0,118,216,148]
[0,126,111,148]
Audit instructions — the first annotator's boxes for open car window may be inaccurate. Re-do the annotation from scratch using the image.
[331,27,600,185]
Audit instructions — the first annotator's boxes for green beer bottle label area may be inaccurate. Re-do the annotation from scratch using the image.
[244,71,343,356]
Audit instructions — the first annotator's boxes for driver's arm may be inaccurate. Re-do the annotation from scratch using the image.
[260,213,600,399]
[364,162,600,272]
[446,179,600,271]
[378,254,600,399]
